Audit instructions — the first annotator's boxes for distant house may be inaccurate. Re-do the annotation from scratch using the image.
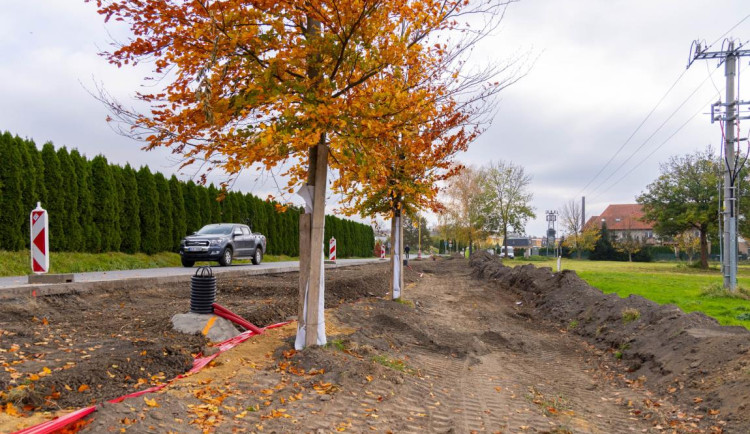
[585,204,656,244]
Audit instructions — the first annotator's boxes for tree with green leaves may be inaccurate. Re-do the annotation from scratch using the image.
[70,150,96,251]
[119,164,141,253]
[109,164,125,251]
[57,147,84,251]
[482,160,535,258]
[41,143,68,251]
[137,166,161,254]
[0,133,25,251]
[15,136,36,249]
[90,156,118,251]
[154,173,174,252]
[637,148,719,269]
[403,214,430,256]
[182,181,201,235]
[169,175,187,250]
[590,222,616,261]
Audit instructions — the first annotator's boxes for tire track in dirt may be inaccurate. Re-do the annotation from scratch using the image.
[384,264,659,433]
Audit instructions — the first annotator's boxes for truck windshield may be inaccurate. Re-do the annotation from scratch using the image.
[196,224,233,235]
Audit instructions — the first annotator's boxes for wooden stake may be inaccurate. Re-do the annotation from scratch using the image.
[305,141,328,347]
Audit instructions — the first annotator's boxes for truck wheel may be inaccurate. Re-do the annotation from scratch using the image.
[181,258,195,268]
[219,247,233,266]
[252,248,263,265]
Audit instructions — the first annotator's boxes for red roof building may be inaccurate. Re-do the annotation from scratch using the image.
[585,204,656,243]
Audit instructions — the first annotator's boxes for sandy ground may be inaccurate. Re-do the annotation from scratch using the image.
[1,255,745,433]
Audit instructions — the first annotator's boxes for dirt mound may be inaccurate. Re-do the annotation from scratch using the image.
[471,251,750,431]
[0,263,396,418]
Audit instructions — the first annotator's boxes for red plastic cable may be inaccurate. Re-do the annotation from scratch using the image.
[11,321,291,434]
[212,303,264,335]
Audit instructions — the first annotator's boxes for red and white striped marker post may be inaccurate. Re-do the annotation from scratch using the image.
[30,202,49,274]
[380,244,386,259]
[329,237,336,263]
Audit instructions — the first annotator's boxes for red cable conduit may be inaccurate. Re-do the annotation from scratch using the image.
[13,320,290,434]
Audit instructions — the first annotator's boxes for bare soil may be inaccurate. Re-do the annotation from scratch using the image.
[1,254,747,433]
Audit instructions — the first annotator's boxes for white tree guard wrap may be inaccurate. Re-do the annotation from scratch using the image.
[294,248,326,350]
[294,185,327,349]
[392,216,401,299]
[30,203,49,274]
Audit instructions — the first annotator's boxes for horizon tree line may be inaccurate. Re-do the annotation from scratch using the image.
[0,131,374,257]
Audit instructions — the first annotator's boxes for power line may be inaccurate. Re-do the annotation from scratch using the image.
[593,61,749,201]
[587,66,721,198]
[578,15,750,197]
[708,13,750,49]
[576,68,688,196]
[590,96,712,201]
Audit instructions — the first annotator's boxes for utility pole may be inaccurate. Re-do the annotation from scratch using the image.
[688,39,750,291]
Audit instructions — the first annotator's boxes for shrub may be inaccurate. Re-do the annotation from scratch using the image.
[621,308,641,324]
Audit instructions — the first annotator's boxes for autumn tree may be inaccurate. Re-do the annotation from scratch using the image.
[675,230,701,262]
[561,225,600,258]
[90,0,515,348]
[442,166,489,256]
[637,148,719,269]
[612,217,644,262]
[560,198,596,259]
[482,160,535,258]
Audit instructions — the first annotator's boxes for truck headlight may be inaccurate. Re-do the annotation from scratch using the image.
[210,238,225,246]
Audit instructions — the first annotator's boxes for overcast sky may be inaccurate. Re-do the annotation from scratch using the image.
[2,1,750,237]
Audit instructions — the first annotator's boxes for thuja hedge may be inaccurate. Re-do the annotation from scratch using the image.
[0,132,374,257]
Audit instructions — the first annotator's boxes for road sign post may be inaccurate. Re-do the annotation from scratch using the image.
[328,237,337,263]
[30,203,49,274]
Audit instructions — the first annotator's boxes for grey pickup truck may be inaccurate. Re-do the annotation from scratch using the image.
[179,223,266,267]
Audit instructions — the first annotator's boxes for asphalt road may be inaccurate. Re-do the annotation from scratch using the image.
[0,258,383,290]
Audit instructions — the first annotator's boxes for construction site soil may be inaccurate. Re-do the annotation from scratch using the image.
[0,253,748,433]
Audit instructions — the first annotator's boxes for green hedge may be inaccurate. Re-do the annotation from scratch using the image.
[0,131,374,257]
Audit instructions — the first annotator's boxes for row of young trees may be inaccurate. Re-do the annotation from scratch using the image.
[438,161,535,256]
[0,132,374,257]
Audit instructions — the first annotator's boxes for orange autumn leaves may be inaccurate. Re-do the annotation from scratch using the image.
[88,0,498,214]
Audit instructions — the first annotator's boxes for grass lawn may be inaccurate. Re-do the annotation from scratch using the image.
[510,257,750,329]
[0,250,297,277]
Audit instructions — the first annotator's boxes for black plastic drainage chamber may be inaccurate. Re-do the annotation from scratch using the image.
[190,266,216,314]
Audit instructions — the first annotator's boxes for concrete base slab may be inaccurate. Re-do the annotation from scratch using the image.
[171,312,240,343]
[28,274,74,284]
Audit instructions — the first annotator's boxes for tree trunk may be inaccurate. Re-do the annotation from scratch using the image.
[468,234,473,256]
[628,251,632,262]
[699,228,709,269]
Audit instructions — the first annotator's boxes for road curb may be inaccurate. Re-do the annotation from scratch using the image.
[0,260,380,299]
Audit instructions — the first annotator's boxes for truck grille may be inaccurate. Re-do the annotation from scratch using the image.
[186,240,210,247]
